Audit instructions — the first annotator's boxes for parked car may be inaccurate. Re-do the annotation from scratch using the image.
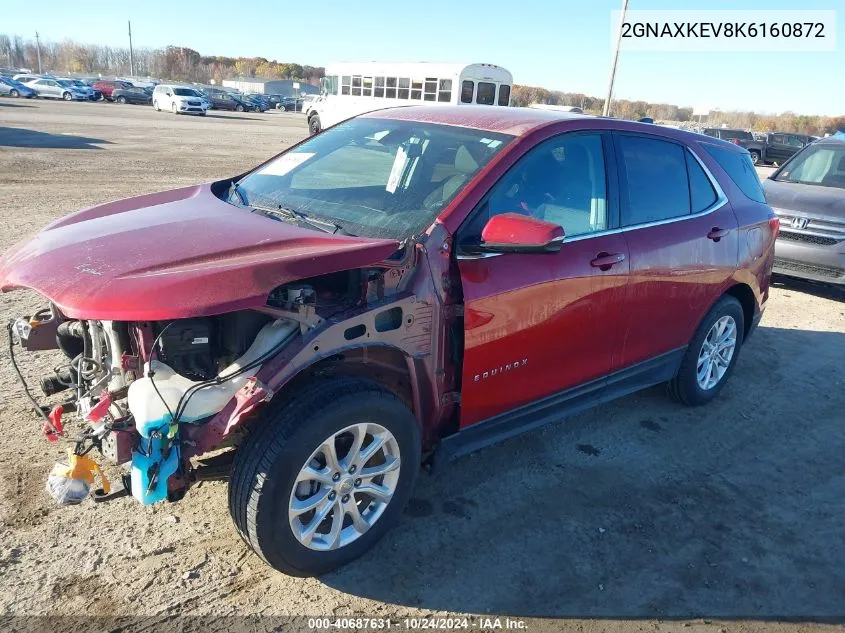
[702,127,755,145]
[762,137,845,285]
[0,76,37,98]
[112,86,152,105]
[743,132,816,166]
[24,77,91,100]
[207,91,253,112]
[276,96,300,112]
[151,84,207,115]
[242,94,269,112]
[245,93,272,111]
[93,80,134,101]
[1,107,776,577]
[12,73,41,84]
[57,78,102,101]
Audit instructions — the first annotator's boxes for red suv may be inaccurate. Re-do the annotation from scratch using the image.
[92,79,134,100]
[1,107,777,577]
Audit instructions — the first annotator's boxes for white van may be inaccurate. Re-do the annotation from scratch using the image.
[307,62,513,135]
[152,84,208,115]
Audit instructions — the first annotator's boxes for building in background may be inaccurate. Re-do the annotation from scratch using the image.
[220,78,318,97]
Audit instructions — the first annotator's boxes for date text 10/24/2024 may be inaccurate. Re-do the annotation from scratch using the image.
[307,617,529,630]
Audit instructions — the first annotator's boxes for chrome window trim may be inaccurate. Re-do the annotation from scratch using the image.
[456,144,729,257]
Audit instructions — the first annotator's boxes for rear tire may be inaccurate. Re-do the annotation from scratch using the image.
[668,296,745,406]
[171,102,178,114]
[749,150,761,165]
[236,104,245,112]
[116,95,127,104]
[10,89,19,98]
[229,377,420,577]
[62,92,72,101]
[308,114,321,135]
[153,100,160,111]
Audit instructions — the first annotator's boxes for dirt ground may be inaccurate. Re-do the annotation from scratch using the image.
[1,99,844,633]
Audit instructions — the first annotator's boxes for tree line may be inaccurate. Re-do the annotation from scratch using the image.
[511,84,845,136]
[0,33,324,85]
[3,33,842,135]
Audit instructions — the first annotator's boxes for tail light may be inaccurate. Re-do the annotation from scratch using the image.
[769,216,780,239]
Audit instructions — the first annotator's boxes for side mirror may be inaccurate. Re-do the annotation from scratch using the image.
[480,213,565,254]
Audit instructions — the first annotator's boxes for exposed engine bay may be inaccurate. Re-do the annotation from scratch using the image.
[9,265,414,506]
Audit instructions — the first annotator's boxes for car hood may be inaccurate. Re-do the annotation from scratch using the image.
[763,178,845,218]
[0,183,400,321]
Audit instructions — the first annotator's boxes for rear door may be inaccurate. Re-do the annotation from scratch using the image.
[456,131,630,426]
[613,132,738,369]
[768,134,791,163]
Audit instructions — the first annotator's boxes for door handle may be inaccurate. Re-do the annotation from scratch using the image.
[707,227,730,242]
[590,252,626,271]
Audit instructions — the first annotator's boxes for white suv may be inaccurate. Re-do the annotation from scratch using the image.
[152,84,208,116]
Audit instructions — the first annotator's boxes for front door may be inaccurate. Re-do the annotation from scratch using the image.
[612,132,739,369]
[456,131,629,426]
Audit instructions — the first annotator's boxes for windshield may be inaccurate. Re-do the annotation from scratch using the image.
[57,80,74,88]
[775,143,845,189]
[229,118,513,239]
[173,88,196,97]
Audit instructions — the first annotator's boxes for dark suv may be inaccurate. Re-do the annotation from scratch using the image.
[2,106,778,577]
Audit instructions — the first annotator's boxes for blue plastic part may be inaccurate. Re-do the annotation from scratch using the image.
[130,416,179,505]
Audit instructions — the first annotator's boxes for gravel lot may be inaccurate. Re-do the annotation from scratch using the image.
[1,99,844,633]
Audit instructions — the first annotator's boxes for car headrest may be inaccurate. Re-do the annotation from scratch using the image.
[454,146,479,174]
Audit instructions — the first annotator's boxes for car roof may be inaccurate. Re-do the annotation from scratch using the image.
[811,136,845,146]
[360,105,748,151]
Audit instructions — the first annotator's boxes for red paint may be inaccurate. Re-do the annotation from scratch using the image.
[0,184,399,320]
[458,233,630,425]
[480,213,564,248]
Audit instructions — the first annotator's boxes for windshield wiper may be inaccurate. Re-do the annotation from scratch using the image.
[228,181,247,206]
[253,205,353,236]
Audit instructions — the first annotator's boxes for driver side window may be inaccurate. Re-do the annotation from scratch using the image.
[462,133,608,244]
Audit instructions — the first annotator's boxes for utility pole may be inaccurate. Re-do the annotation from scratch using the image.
[35,31,42,74]
[128,21,135,77]
[602,0,629,117]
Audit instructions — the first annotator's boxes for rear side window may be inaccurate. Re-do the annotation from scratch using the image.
[460,80,474,103]
[476,82,496,105]
[686,152,718,212]
[702,144,766,203]
[617,135,690,225]
[498,85,510,106]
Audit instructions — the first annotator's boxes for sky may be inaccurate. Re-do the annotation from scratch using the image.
[1,0,842,116]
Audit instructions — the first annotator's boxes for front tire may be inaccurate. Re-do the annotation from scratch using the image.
[10,89,19,98]
[229,378,420,577]
[668,295,745,406]
[236,104,245,112]
[171,102,178,114]
[308,114,322,135]
[62,92,72,101]
[116,95,127,104]
[749,150,761,165]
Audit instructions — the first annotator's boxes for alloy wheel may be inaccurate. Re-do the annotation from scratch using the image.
[696,315,737,390]
[288,422,401,551]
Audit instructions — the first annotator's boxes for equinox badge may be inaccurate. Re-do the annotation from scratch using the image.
[474,359,528,382]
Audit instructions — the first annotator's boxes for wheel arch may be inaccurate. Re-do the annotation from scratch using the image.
[723,282,758,338]
[269,343,433,442]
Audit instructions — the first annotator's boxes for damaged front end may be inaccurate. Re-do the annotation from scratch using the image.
[8,260,425,507]
[8,300,301,505]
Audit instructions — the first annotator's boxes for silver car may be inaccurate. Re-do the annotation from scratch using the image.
[762,137,845,285]
[25,77,90,101]
[0,76,37,98]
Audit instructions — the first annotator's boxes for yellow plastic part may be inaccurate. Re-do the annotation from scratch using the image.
[51,449,111,494]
